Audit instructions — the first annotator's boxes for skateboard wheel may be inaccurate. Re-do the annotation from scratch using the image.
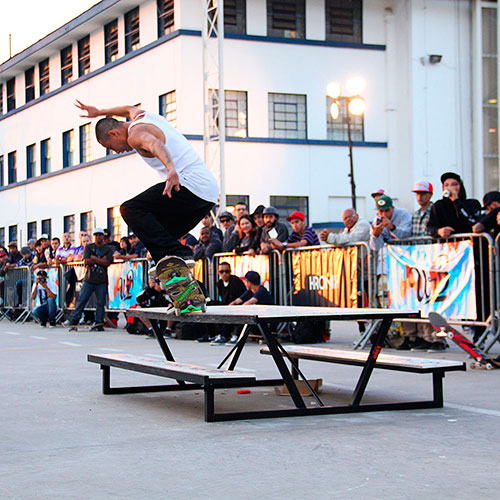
[486,363,493,370]
[447,332,454,339]
[174,308,181,317]
[201,303,207,313]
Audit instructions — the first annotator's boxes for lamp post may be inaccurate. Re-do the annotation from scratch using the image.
[327,78,366,211]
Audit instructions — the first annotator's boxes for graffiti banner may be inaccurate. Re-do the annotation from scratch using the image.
[290,247,359,307]
[108,260,146,310]
[216,255,270,290]
[386,240,476,319]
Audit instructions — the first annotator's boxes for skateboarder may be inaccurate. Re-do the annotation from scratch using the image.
[75,101,219,269]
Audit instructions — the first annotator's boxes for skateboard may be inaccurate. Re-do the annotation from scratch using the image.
[152,256,207,316]
[429,312,500,370]
[69,322,105,332]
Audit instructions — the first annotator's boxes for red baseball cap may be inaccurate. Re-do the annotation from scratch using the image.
[287,211,305,222]
[412,181,433,193]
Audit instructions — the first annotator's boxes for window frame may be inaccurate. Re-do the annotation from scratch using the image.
[326,96,364,142]
[8,151,17,184]
[6,77,15,112]
[62,130,74,168]
[78,35,91,77]
[41,219,52,239]
[60,45,73,85]
[157,0,175,37]
[159,90,177,126]
[267,0,305,39]
[26,143,36,179]
[270,195,309,225]
[40,138,51,175]
[325,0,363,44]
[39,59,50,96]
[125,7,140,54]
[104,19,119,64]
[79,123,92,164]
[268,92,307,140]
[27,221,37,241]
[0,155,3,187]
[25,67,35,103]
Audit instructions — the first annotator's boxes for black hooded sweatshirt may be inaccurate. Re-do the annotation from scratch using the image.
[427,180,481,237]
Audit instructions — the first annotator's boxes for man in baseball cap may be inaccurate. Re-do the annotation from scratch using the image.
[473,191,500,237]
[270,211,320,251]
[229,271,274,306]
[260,206,289,254]
[371,189,387,199]
[411,181,434,237]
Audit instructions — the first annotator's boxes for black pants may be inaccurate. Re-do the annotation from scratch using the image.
[120,183,214,263]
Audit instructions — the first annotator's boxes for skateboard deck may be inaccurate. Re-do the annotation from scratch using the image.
[429,312,500,370]
[153,256,207,316]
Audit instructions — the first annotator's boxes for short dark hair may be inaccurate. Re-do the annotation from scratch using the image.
[219,262,231,270]
[235,202,247,208]
[52,237,60,243]
[95,117,124,143]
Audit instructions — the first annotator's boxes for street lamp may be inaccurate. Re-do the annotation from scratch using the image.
[327,77,366,211]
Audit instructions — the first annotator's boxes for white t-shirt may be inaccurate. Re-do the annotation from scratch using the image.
[32,280,58,304]
[128,112,219,203]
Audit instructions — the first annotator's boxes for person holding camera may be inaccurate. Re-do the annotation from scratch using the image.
[31,270,58,327]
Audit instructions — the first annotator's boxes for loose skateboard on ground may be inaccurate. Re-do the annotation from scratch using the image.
[152,256,207,316]
[68,322,105,332]
[429,312,500,370]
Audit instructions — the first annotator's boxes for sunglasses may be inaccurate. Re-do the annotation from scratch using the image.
[219,269,230,274]
[220,218,231,223]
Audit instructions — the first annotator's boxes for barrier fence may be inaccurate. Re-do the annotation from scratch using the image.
[1,234,500,351]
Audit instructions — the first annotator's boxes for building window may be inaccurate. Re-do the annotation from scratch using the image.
[159,91,177,126]
[61,45,73,85]
[270,195,309,224]
[268,92,307,139]
[107,206,122,241]
[226,195,250,212]
[26,144,36,179]
[0,155,3,187]
[62,130,74,168]
[0,83,3,115]
[125,7,140,54]
[64,215,76,242]
[326,96,364,141]
[105,19,119,63]
[7,77,15,111]
[41,219,52,239]
[211,90,248,137]
[225,0,246,34]
[9,225,18,244]
[0,228,4,247]
[39,59,50,96]
[157,0,174,37]
[40,138,51,174]
[325,0,362,43]
[78,35,91,77]
[25,67,35,103]
[79,123,92,163]
[8,151,17,184]
[267,0,305,39]
[27,222,37,240]
[80,211,93,234]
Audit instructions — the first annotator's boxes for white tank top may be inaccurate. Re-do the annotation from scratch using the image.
[128,112,219,203]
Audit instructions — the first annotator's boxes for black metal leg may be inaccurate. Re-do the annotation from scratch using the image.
[291,358,299,380]
[216,325,251,370]
[351,317,392,406]
[150,320,176,362]
[258,323,306,409]
[101,365,111,395]
[204,385,215,422]
[433,372,444,407]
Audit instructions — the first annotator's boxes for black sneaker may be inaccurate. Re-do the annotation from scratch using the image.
[225,335,239,346]
[49,321,56,328]
[40,322,47,328]
[210,334,228,346]
[396,337,415,350]
[196,334,212,343]
[411,339,433,351]
[427,342,448,352]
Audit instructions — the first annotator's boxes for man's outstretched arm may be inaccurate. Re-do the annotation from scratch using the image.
[75,100,142,120]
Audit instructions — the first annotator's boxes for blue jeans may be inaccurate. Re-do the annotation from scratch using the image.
[70,282,107,324]
[33,298,57,323]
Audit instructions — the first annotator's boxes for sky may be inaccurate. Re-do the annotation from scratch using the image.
[0,1,100,64]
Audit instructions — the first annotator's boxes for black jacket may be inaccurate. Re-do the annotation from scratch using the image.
[216,275,246,305]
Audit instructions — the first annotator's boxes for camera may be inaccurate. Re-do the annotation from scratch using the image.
[38,277,46,283]
[443,190,450,198]
[375,215,383,225]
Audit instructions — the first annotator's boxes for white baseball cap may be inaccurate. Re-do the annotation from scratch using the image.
[412,181,433,193]
[93,228,105,234]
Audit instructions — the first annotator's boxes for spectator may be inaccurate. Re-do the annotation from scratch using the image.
[18,247,33,267]
[32,239,48,271]
[38,234,51,261]
[233,214,261,255]
[234,201,249,220]
[369,196,412,251]
[193,227,222,260]
[230,271,274,306]
[252,205,266,228]
[67,231,89,262]
[371,189,387,200]
[4,242,23,271]
[201,214,223,241]
[55,233,75,265]
[103,229,121,252]
[320,209,370,245]
[68,229,113,331]
[473,191,500,237]
[116,236,132,256]
[0,249,8,278]
[411,181,434,237]
[47,237,61,265]
[427,172,481,238]
[31,269,58,328]
[209,262,247,345]
[260,206,289,254]
[27,238,36,256]
[271,211,320,250]
[128,233,147,259]
[219,211,237,252]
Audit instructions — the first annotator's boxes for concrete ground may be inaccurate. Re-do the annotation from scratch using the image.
[1,318,500,500]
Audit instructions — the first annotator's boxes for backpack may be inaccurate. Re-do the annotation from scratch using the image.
[292,320,329,344]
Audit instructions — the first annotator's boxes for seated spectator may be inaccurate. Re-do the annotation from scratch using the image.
[31,270,58,327]
[32,239,49,270]
[320,209,370,245]
[47,237,61,265]
[67,231,89,262]
[410,181,434,237]
[260,206,289,254]
[219,211,237,252]
[427,172,481,238]
[55,233,75,265]
[271,211,320,250]
[193,227,222,260]
[4,241,23,271]
[252,205,266,228]
[202,214,223,241]
[230,271,274,305]
[233,215,261,255]
[118,233,146,260]
[473,191,500,237]
[369,196,412,250]
[103,229,121,251]
[115,237,132,257]
[234,201,249,219]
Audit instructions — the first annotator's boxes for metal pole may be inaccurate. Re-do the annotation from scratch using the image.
[346,107,357,211]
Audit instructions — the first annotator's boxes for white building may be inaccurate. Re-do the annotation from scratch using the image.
[0,0,498,246]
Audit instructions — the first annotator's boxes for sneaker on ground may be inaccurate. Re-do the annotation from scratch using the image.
[68,325,78,332]
[49,322,56,328]
[63,319,71,327]
[196,334,213,343]
[411,339,433,351]
[225,335,239,346]
[427,341,448,352]
[396,337,415,351]
[40,322,47,327]
[210,334,228,346]
[163,328,174,338]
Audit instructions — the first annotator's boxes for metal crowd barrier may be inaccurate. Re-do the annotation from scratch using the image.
[484,232,500,352]
[0,266,32,322]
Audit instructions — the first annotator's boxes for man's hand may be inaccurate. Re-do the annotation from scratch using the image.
[163,169,181,197]
[447,185,460,201]
[75,100,101,118]
[472,222,485,234]
[269,238,282,250]
[320,229,330,242]
[437,226,454,238]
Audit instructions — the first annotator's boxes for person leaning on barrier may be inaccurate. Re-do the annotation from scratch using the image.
[27,238,36,256]
[193,227,222,261]
[55,233,75,265]
[320,209,370,246]
[32,239,49,271]
[47,237,60,265]
[369,196,412,251]
[67,231,89,262]
[411,181,434,237]
[252,205,266,229]
[271,211,320,251]
[67,228,113,331]
[18,247,34,267]
[234,214,261,256]
[4,241,23,271]
[473,191,500,237]
[103,228,121,252]
[260,206,289,254]
[427,172,481,238]
[31,270,58,328]
[219,211,237,252]
[234,201,249,220]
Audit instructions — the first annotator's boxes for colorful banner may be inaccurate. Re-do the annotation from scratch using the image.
[386,240,477,319]
[215,254,270,290]
[290,247,359,307]
[108,260,146,310]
